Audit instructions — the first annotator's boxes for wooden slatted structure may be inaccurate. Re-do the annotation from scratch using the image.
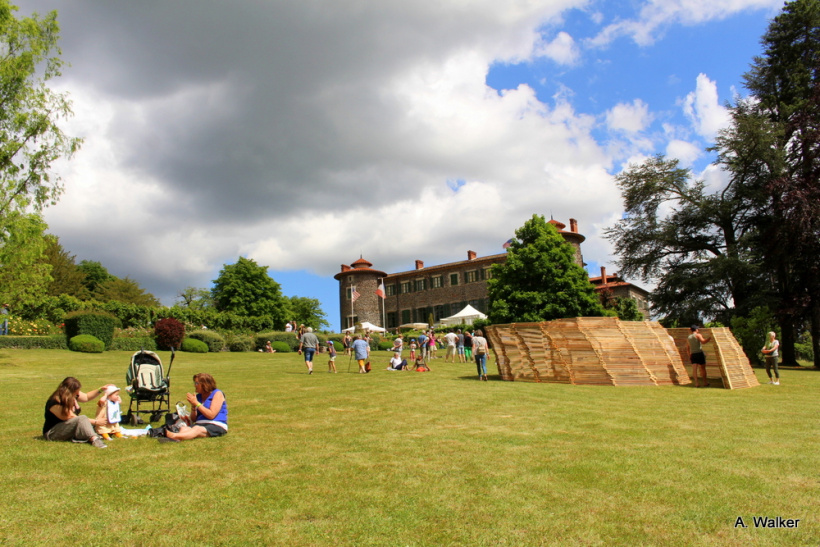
[486,317,690,386]
[667,327,759,389]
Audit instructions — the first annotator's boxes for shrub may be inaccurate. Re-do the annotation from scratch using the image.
[187,329,225,352]
[64,310,120,349]
[227,334,254,352]
[181,338,209,353]
[378,340,394,351]
[254,332,278,351]
[271,341,291,353]
[109,337,157,352]
[69,334,105,353]
[261,332,300,352]
[0,335,67,349]
[155,317,185,350]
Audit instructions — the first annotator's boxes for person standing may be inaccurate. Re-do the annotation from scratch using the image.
[464,330,473,361]
[761,331,780,385]
[327,340,338,373]
[444,330,458,362]
[0,304,8,335]
[456,329,466,363]
[417,331,428,360]
[687,325,712,388]
[393,334,404,355]
[473,329,489,381]
[351,334,370,374]
[343,332,352,356]
[298,327,320,374]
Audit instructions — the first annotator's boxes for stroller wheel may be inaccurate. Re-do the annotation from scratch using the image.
[150,412,164,423]
[128,412,138,426]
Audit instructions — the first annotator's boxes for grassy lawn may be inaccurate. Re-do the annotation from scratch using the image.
[1,348,817,546]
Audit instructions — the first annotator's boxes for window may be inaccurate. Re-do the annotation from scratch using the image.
[345,287,354,300]
[401,281,412,294]
[449,273,459,286]
[415,278,427,292]
[432,276,443,288]
[346,316,358,328]
[465,270,478,283]
[386,284,396,296]
[414,307,428,323]
[434,305,447,320]
[482,268,491,280]
[401,309,411,324]
[386,312,398,329]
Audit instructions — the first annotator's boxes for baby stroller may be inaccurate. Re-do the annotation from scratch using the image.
[125,349,174,425]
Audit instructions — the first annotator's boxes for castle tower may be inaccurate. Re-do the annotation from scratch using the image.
[549,217,585,267]
[333,257,387,329]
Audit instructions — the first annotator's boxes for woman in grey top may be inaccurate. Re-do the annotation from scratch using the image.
[761,331,780,385]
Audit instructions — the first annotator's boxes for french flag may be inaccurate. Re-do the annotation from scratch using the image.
[376,282,386,299]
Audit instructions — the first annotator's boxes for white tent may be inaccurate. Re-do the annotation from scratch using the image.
[440,305,487,326]
[342,321,386,333]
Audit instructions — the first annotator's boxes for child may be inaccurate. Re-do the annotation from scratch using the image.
[93,385,123,440]
[327,340,337,373]
[409,338,417,361]
[414,356,431,372]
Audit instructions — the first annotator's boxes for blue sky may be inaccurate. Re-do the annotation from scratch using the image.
[16,0,784,331]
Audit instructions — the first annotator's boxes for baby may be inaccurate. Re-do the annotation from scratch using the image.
[93,385,123,440]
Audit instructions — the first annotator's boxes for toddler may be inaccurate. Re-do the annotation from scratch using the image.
[93,385,123,440]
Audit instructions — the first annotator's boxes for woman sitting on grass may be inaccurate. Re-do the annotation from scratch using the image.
[42,377,111,449]
[165,373,228,441]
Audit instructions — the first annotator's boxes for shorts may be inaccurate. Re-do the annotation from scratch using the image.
[690,352,706,365]
[457,346,465,355]
[304,348,316,362]
[357,359,366,367]
[200,423,227,437]
[328,355,336,361]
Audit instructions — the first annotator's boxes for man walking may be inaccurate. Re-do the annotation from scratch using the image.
[351,334,370,374]
[298,327,320,374]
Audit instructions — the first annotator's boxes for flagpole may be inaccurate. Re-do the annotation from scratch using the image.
[380,278,386,330]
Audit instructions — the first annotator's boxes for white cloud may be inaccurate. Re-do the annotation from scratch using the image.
[666,139,702,166]
[536,31,580,65]
[590,0,782,46]
[683,73,731,142]
[606,99,653,133]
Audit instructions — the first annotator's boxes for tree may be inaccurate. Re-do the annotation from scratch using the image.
[41,235,88,298]
[289,296,329,330]
[175,286,214,310]
[604,155,764,326]
[95,277,161,307]
[723,0,820,367]
[0,3,80,307]
[487,215,604,324]
[211,257,289,325]
[76,260,113,297]
[0,212,51,307]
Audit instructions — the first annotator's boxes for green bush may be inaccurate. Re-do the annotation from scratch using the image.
[227,334,254,352]
[264,332,300,351]
[68,334,105,353]
[181,338,209,353]
[0,335,67,349]
[378,340,394,351]
[254,332,278,351]
[271,341,291,353]
[109,337,157,352]
[187,329,225,352]
[64,310,120,349]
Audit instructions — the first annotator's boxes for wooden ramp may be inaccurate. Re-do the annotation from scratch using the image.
[486,317,690,386]
[667,327,759,389]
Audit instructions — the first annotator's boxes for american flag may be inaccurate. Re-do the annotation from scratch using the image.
[502,238,513,249]
[351,288,361,302]
[376,282,386,299]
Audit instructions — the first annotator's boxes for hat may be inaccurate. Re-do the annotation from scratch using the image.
[327,340,334,345]
[690,325,700,331]
[105,385,121,396]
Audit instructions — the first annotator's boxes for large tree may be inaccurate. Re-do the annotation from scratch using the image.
[95,277,161,307]
[0,2,81,306]
[175,286,214,311]
[487,215,604,324]
[0,212,51,308]
[41,235,88,298]
[211,257,290,325]
[604,155,764,325]
[288,296,329,331]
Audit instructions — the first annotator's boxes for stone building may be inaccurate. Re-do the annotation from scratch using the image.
[334,218,649,330]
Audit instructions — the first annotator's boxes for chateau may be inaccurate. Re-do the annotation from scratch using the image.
[334,218,649,330]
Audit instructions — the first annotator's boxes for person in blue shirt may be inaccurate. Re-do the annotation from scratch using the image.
[166,373,228,441]
[351,334,370,374]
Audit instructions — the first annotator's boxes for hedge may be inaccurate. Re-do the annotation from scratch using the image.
[109,337,157,352]
[187,330,225,352]
[0,335,67,349]
[227,334,254,352]
[64,310,120,349]
[69,334,105,353]
[271,341,291,353]
[181,338,209,353]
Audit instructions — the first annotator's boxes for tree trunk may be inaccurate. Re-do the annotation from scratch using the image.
[779,315,798,366]
[812,298,820,369]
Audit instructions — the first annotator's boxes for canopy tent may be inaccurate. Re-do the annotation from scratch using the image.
[399,323,429,330]
[342,321,386,333]
[440,305,487,327]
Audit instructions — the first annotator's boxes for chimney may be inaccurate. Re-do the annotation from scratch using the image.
[600,266,607,284]
[340,265,351,272]
[570,218,578,233]
[467,250,477,260]
[415,259,424,270]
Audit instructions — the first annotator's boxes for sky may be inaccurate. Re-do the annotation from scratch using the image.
[16,0,784,332]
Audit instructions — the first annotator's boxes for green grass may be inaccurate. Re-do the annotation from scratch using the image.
[2,349,818,546]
